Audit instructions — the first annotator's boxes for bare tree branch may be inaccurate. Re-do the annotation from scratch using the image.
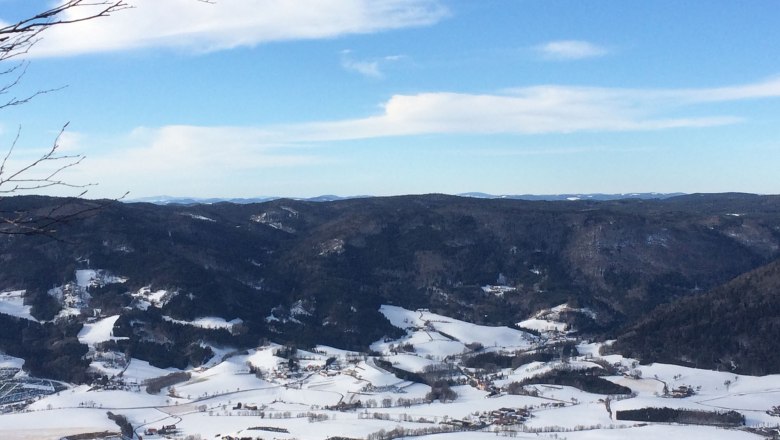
[0,1,131,236]
[0,61,67,110]
[0,2,128,108]
[0,123,96,193]
[0,1,130,62]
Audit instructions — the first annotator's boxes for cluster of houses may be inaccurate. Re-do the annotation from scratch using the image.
[49,282,91,313]
[232,402,260,411]
[443,407,532,430]
[89,374,141,393]
[666,385,696,398]
[142,424,178,437]
[485,407,532,426]
[360,383,407,394]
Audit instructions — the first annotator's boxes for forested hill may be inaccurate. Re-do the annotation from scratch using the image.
[613,257,780,375]
[1,193,780,380]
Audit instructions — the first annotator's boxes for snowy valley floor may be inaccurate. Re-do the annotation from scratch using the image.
[1,305,779,439]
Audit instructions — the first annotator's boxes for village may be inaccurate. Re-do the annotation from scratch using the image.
[1,305,779,440]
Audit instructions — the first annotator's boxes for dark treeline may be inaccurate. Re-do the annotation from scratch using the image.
[507,367,632,395]
[614,258,780,375]
[0,314,90,382]
[463,342,579,371]
[106,411,134,438]
[615,407,745,427]
[144,371,192,394]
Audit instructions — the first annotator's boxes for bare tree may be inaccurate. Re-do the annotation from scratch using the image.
[0,1,129,235]
[0,1,130,62]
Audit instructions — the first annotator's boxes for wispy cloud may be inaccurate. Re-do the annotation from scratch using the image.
[68,76,780,196]
[285,78,780,140]
[468,145,652,157]
[65,125,327,198]
[97,77,780,147]
[340,50,406,78]
[536,40,609,60]
[28,0,449,57]
[340,50,382,78]
[342,59,382,78]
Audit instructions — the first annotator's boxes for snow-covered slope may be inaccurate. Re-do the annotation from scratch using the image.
[0,290,36,322]
[77,315,124,346]
[2,305,778,440]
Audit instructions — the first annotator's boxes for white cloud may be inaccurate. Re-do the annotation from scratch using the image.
[340,50,406,78]
[28,0,449,57]
[92,77,780,149]
[65,125,326,198]
[340,50,383,78]
[66,76,780,197]
[342,59,382,77]
[536,40,608,60]
[287,78,780,139]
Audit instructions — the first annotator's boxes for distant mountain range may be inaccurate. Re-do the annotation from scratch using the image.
[458,192,687,201]
[128,193,687,205]
[127,195,373,205]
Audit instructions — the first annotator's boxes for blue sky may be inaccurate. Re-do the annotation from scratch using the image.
[1,0,779,198]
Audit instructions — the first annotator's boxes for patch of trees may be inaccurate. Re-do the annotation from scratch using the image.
[61,432,121,440]
[548,341,580,359]
[463,350,556,371]
[144,371,192,394]
[463,352,515,370]
[365,424,457,440]
[106,411,134,438]
[87,283,132,315]
[463,343,579,372]
[374,358,427,384]
[130,340,212,370]
[111,311,237,368]
[555,310,603,334]
[0,314,90,382]
[247,426,290,433]
[420,362,460,383]
[507,367,632,395]
[274,344,297,359]
[613,258,780,375]
[374,358,460,387]
[615,407,744,427]
[425,380,458,402]
[27,289,63,321]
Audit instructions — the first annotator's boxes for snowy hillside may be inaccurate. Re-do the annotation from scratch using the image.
[2,305,779,439]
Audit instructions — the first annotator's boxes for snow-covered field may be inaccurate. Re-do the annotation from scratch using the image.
[78,315,124,345]
[2,305,780,439]
[0,290,36,322]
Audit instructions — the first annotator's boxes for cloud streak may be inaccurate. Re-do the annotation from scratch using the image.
[68,76,780,196]
[284,77,780,140]
[92,77,780,147]
[339,51,406,78]
[28,0,449,57]
[340,50,382,78]
[536,40,608,60]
